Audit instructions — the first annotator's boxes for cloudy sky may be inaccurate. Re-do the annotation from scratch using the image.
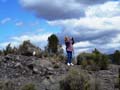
[0,0,120,55]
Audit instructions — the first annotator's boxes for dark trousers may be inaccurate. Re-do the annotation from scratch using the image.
[67,51,72,63]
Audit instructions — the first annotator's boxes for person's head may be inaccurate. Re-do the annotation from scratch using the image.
[64,36,69,42]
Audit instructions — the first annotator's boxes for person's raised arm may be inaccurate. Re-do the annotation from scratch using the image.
[71,37,74,45]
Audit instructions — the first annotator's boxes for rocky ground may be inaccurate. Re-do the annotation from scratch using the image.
[0,54,119,90]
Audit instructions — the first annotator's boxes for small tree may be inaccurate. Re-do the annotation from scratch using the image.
[48,34,59,54]
[92,48,100,55]
[113,50,120,65]
[0,50,2,55]
[92,49,109,70]
[3,43,14,55]
[98,54,109,70]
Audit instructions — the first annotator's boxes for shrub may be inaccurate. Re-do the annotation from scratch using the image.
[119,68,120,90]
[3,43,15,55]
[60,68,90,90]
[89,78,102,90]
[18,40,41,56]
[114,69,120,89]
[77,49,110,70]
[81,60,88,69]
[42,51,49,57]
[58,55,65,61]
[76,54,83,65]
[98,55,109,70]
[113,50,120,65]
[77,53,93,65]
[53,63,59,68]
[87,60,100,71]
[0,80,15,90]
[0,50,2,55]
[21,83,36,90]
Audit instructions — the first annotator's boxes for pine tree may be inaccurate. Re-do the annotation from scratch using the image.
[48,34,59,54]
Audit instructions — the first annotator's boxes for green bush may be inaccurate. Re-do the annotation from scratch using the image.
[18,40,41,56]
[98,55,109,70]
[93,54,109,70]
[21,83,36,90]
[77,53,93,65]
[87,60,100,71]
[60,69,90,90]
[81,60,88,69]
[77,49,110,70]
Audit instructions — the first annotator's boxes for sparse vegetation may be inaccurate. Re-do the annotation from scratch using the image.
[77,49,110,70]
[21,83,36,90]
[113,50,120,65]
[0,80,15,90]
[89,78,102,90]
[60,68,90,90]
[0,50,2,55]
[3,43,15,55]
[118,68,120,89]
[81,59,88,69]
[53,63,59,68]
[98,55,109,70]
[18,40,41,56]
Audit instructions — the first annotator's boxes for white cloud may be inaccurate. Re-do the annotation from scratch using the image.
[0,31,52,50]
[74,41,93,48]
[75,48,90,55]
[0,41,20,49]
[49,16,120,31]
[0,17,11,24]
[12,33,51,42]
[11,32,52,49]
[48,1,120,30]
[104,34,120,49]
[48,1,120,54]
[15,21,24,27]
[86,1,120,18]
[111,34,120,43]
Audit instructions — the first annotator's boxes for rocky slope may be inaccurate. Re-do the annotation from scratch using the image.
[0,54,119,90]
